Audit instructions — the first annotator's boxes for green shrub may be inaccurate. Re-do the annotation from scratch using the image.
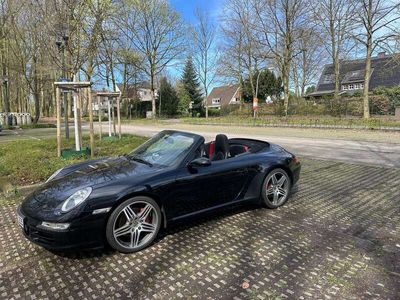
[20,123,56,129]
[373,86,400,114]
[220,104,240,116]
[208,108,220,117]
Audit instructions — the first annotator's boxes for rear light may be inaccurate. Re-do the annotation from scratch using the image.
[293,156,300,164]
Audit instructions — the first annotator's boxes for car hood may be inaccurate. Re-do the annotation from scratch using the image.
[21,156,157,219]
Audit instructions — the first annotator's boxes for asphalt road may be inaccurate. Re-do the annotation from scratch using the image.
[115,123,400,168]
[1,123,400,168]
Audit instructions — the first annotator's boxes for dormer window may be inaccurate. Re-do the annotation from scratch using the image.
[212,98,221,104]
[342,83,364,91]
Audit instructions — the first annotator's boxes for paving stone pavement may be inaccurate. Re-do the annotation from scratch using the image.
[0,158,399,299]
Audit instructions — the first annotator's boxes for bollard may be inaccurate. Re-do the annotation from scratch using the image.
[11,114,17,126]
[21,113,27,125]
[16,113,22,126]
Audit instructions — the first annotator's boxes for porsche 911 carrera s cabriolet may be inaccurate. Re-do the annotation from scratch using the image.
[17,130,301,253]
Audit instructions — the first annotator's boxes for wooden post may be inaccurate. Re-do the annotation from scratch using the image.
[56,86,61,157]
[73,92,81,151]
[77,89,83,148]
[112,97,117,136]
[98,95,102,140]
[87,87,94,157]
[107,98,112,137]
[117,95,121,139]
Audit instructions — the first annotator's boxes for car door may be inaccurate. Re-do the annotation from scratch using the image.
[166,156,250,221]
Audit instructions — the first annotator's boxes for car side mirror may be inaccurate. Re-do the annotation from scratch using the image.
[187,157,211,168]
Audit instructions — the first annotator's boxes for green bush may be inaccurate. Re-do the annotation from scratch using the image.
[20,123,56,129]
[373,86,400,114]
[220,104,240,116]
[208,108,220,117]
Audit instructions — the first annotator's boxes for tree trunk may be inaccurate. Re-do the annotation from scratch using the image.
[33,91,40,124]
[0,26,10,113]
[363,35,372,119]
[283,73,290,116]
[150,68,156,118]
[33,57,40,123]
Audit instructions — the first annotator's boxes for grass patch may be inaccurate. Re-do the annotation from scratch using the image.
[0,134,148,186]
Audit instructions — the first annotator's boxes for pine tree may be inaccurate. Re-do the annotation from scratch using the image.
[242,69,283,102]
[182,57,203,116]
[157,77,179,117]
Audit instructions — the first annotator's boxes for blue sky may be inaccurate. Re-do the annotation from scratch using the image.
[170,0,223,23]
[167,0,223,84]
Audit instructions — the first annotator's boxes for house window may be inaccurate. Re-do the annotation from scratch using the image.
[342,85,348,91]
[360,83,364,89]
[354,83,359,89]
[212,98,221,104]
[348,84,354,90]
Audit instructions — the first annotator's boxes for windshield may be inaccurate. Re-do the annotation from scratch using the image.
[129,131,196,167]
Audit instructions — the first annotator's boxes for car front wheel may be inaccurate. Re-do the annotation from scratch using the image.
[106,196,161,253]
[261,168,291,209]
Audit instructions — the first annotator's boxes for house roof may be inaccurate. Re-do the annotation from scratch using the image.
[206,84,240,106]
[311,53,400,97]
[116,82,156,99]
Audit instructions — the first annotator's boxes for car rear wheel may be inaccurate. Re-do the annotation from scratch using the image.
[106,196,161,253]
[261,168,291,209]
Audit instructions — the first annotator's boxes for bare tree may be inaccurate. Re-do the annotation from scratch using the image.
[191,8,218,118]
[0,0,12,113]
[352,0,400,119]
[253,0,310,116]
[220,0,262,106]
[118,0,186,117]
[312,0,357,100]
[291,27,325,97]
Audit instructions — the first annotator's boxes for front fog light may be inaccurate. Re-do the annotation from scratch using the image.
[40,222,70,230]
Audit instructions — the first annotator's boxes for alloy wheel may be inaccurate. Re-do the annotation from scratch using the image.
[265,171,290,206]
[112,201,159,251]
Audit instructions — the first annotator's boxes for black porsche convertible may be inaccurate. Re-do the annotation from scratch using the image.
[17,130,301,253]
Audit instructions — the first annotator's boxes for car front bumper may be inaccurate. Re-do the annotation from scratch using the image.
[17,206,108,251]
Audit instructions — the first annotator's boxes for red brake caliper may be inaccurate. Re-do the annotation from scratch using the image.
[139,207,152,223]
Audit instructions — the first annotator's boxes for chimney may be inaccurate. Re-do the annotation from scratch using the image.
[378,52,385,58]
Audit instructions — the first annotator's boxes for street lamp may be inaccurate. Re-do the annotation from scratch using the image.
[56,29,70,139]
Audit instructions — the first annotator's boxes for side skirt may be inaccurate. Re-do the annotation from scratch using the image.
[168,197,258,223]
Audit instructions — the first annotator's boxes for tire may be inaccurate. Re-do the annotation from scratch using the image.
[106,196,162,253]
[261,168,291,209]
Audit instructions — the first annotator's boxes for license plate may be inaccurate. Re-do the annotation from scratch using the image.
[17,214,24,228]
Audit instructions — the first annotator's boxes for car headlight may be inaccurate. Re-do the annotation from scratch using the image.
[61,187,92,212]
[46,168,64,183]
